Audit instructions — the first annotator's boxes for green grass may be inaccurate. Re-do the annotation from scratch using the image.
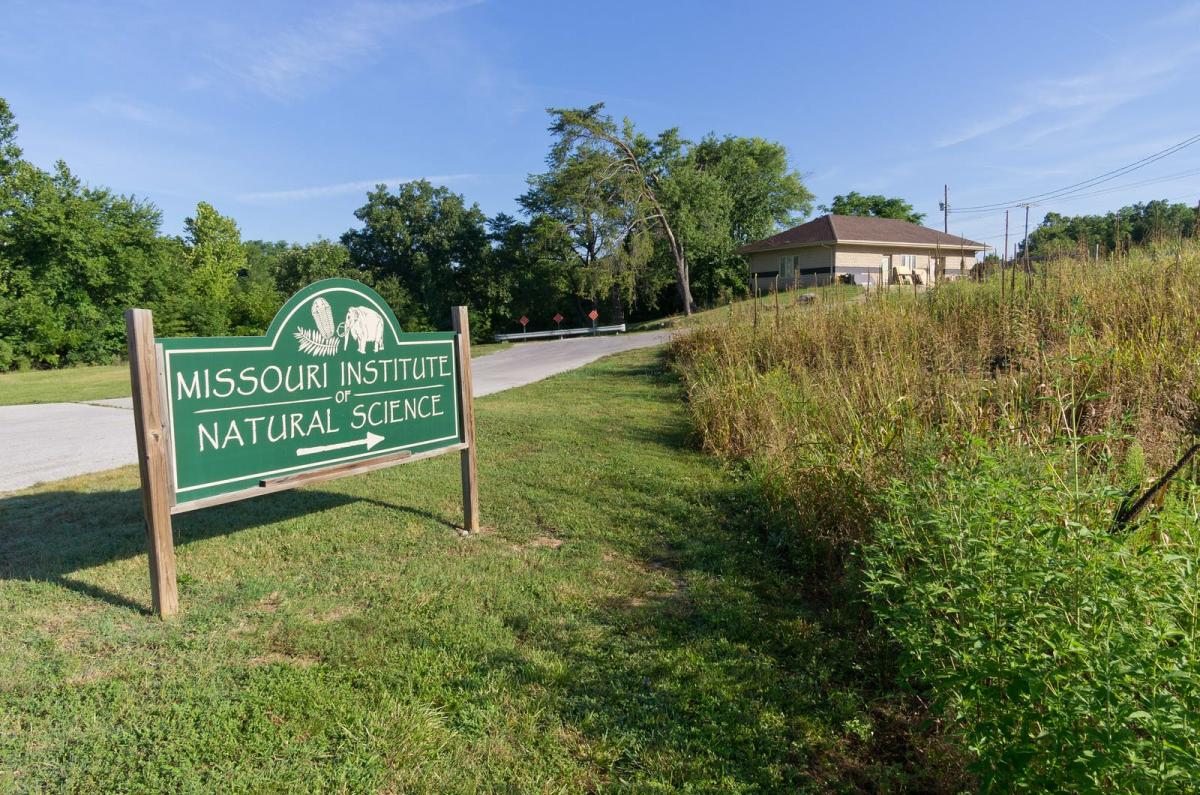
[0,342,513,407]
[0,347,944,792]
[465,340,511,358]
[668,242,1200,788]
[628,283,864,333]
[0,364,130,406]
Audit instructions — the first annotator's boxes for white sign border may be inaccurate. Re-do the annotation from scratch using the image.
[161,286,461,502]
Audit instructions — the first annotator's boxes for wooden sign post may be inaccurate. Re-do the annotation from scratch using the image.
[125,279,481,618]
[451,307,479,533]
[126,308,179,618]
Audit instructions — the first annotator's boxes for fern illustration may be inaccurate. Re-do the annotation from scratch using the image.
[294,327,341,357]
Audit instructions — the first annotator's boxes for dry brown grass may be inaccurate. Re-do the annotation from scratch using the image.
[670,241,1200,547]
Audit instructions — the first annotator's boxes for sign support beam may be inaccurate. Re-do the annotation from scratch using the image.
[125,308,179,619]
[124,283,481,616]
[451,306,480,534]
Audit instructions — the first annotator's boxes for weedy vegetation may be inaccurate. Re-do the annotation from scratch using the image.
[670,241,1200,789]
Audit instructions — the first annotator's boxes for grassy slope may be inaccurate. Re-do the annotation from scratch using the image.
[0,342,512,407]
[669,246,1200,788]
[0,348,915,793]
[630,283,864,333]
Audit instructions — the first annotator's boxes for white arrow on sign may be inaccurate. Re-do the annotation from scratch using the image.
[296,431,385,457]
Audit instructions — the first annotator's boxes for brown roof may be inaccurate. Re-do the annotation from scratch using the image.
[737,214,987,254]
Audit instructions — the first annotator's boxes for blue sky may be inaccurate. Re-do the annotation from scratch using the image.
[3,0,1199,255]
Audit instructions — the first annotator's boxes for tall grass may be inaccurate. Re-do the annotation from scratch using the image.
[673,242,1200,542]
[670,242,1200,788]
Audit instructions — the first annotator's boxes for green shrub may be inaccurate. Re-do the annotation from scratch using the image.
[863,448,1200,790]
[670,244,1200,787]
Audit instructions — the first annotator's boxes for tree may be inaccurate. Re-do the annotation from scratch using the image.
[680,135,812,303]
[521,138,653,322]
[533,108,813,313]
[820,191,925,224]
[273,239,355,295]
[690,135,813,243]
[546,104,698,314]
[228,240,287,336]
[483,213,576,332]
[342,181,490,331]
[0,97,21,180]
[1024,200,1199,258]
[181,202,246,336]
[0,159,170,366]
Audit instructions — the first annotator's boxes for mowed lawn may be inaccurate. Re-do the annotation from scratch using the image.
[0,343,512,406]
[0,364,130,406]
[0,348,902,792]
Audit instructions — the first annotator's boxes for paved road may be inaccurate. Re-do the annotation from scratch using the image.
[0,331,672,493]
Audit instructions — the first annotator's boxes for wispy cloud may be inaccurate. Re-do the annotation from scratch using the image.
[238,174,477,202]
[935,105,1035,149]
[222,0,482,99]
[86,95,199,134]
[935,10,1200,148]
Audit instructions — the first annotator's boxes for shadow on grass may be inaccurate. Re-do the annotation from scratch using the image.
[0,486,456,614]
[482,470,965,789]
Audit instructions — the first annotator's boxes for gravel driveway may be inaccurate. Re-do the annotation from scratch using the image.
[0,331,672,493]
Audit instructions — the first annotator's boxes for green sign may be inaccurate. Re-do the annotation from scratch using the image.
[157,279,462,506]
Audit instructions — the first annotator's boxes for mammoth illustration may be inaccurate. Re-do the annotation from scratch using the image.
[338,306,386,354]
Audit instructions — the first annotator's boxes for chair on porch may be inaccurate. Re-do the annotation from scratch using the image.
[890,263,924,286]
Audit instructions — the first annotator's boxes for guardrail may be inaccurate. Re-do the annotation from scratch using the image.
[494,323,626,342]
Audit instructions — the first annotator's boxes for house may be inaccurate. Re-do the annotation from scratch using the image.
[738,214,989,290]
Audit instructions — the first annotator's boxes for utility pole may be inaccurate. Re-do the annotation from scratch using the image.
[943,184,949,233]
[1003,209,1010,300]
[1008,211,1017,299]
[1022,204,1031,293]
[1115,214,1121,264]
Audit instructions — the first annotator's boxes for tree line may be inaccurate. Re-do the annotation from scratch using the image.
[0,98,813,370]
[1025,200,1200,259]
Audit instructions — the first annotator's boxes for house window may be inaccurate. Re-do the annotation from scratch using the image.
[900,254,917,269]
[780,255,797,280]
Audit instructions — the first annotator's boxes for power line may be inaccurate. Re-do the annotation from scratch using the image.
[946,167,1200,219]
[1030,166,1200,204]
[949,132,1200,213]
[949,195,1200,250]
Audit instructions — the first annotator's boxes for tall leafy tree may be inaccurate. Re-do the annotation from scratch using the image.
[677,135,812,303]
[546,104,698,314]
[0,98,21,180]
[690,135,813,243]
[484,213,576,331]
[536,107,813,312]
[181,202,246,336]
[342,180,490,331]
[273,239,356,295]
[820,191,925,224]
[522,140,653,322]
[228,240,287,336]
[0,159,170,366]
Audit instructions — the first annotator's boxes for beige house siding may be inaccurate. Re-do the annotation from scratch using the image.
[835,244,933,288]
[747,242,983,291]
[940,251,975,277]
[749,245,834,289]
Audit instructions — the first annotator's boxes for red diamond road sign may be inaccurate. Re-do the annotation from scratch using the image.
[553,312,564,323]
[587,309,599,321]
[519,315,529,326]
